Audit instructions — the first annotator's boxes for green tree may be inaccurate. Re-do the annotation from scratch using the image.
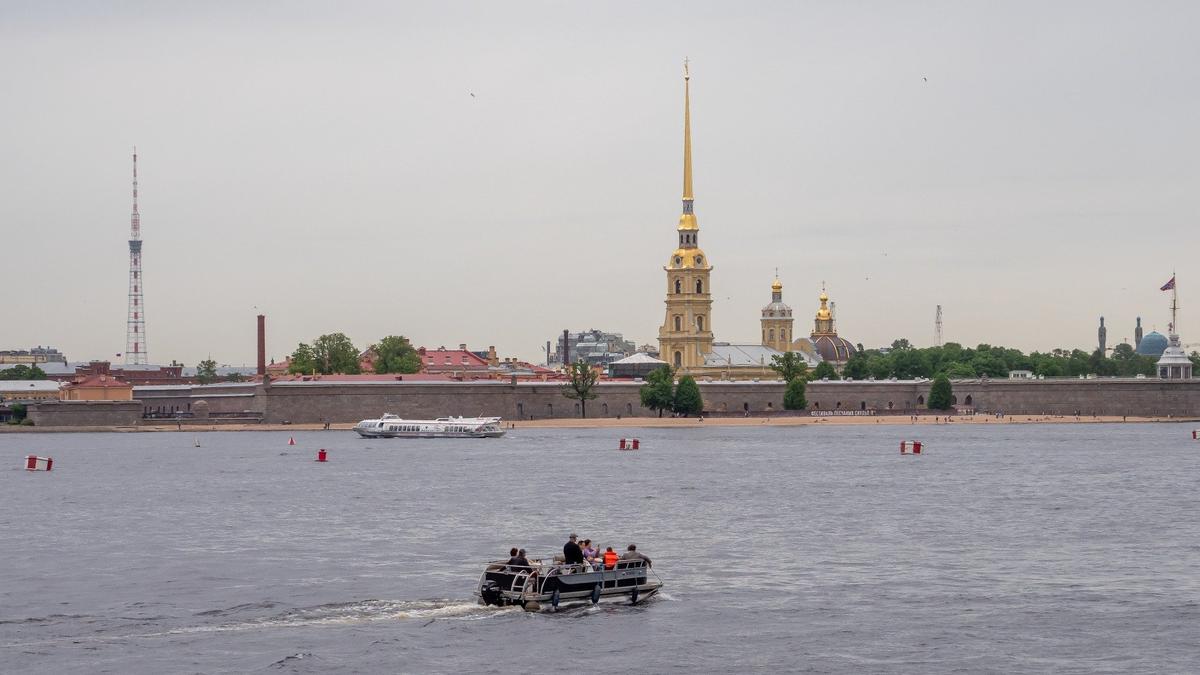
[890,338,913,351]
[842,352,870,380]
[195,358,219,384]
[672,375,703,416]
[943,362,977,379]
[783,377,807,410]
[1111,343,1135,361]
[225,371,245,382]
[927,374,953,410]
[892,349,932,379]
[0,364,47,380]
[810,361,839,380]
[313,333,361,374]
[371,335,423,374]
[561,361,598,418]
[639,365,675,417]
[9,402,27,423]
[288,343,318,374]
[769,352,808,383]
[867,354,894,380]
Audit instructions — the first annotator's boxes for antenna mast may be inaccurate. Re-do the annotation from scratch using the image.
[125,148,148,365]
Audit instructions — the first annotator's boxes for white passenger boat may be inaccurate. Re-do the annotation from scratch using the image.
[477,558,662,610]
[353,413,505,439]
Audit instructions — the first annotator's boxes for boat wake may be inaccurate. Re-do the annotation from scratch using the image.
[0,599,513,649]
[151,598,511,636]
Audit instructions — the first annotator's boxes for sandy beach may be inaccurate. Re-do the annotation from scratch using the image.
[4,413,1195,433]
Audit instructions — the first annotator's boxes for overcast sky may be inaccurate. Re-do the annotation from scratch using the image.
[2,1,1197,366]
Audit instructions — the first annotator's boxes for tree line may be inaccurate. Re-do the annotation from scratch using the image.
[838,339,1196,381]
[287,333,422,375]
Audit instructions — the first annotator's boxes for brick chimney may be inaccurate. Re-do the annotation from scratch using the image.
[257,314,266,376]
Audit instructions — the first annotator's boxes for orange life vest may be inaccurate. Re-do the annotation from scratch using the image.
[603,550,618,569]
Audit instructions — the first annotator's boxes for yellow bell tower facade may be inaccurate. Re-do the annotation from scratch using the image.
[659,61,714,371]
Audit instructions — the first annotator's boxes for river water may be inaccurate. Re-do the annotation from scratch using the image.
[2,423,1198,673]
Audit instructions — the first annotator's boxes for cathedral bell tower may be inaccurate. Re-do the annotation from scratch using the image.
[658,61,714,371]
[761,276,793,352]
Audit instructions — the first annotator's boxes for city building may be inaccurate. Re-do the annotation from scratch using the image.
[418,345,492,375]
[61,374,134,401]
[0,380,62,402]
[550,330,636,367]
[0,347,67,364]
[805,286,858,368]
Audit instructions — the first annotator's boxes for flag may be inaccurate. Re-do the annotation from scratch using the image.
[1160,276,1176,291]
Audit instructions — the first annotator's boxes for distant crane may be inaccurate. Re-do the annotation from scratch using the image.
[935,305,943,347]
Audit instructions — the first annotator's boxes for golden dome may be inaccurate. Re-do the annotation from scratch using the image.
[667,247,709,269]
[815,290,832,321]
[771,278,783,292]
[677,213,698,231]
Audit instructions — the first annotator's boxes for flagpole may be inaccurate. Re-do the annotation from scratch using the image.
[1172,269,1178,336]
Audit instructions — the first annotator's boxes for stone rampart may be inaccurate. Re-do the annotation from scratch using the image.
[28,401,143,427]
[30,378,1200,426]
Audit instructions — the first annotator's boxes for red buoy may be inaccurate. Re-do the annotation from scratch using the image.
[288,437,296,446]
[619,438,627,450]
[25,455,53,471]
[317,449,327,462]
[900,440,923,455]
[631,438,640,450]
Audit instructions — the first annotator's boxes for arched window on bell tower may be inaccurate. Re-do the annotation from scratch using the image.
[674,315,682,332]
[674,351,682,367]
[769,329,775,342]
[697,315,704,331]
[696,279,703,294]
[674,278,682,294]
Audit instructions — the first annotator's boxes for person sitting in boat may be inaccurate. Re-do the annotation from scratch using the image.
[563,533,585,567]
[620,544,652,567]
[506,547,531,571]
[602,546,619,570]
[581,539,598,563]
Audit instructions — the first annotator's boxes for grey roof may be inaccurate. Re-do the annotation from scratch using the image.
[0,380,62,393]
[0,361,75,375]
[703,343,821,368]
[610,353,667,365]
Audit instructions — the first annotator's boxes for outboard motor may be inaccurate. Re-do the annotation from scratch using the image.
[480,580,503,606]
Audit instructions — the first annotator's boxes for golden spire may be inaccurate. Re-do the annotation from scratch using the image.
[683,58,693,201]
[771,268,782,292]
[678,58,698,231]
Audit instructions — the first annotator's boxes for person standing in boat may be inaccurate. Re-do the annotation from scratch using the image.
[563,533,585,567]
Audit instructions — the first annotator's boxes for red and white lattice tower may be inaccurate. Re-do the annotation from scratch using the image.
[125,148,148,365]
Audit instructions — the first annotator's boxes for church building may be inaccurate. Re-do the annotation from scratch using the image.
[656,65,824,381]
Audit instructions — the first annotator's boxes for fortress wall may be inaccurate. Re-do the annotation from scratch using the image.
[31,379,1200,426]
[255,379,1200,423]
[28,401,143,427]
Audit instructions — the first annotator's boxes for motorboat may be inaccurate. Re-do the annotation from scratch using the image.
[353,413,505,439]
[476,557,662,611]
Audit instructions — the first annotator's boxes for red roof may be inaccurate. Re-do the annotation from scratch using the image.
[418,347,490,371]
[65,374,132,389]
